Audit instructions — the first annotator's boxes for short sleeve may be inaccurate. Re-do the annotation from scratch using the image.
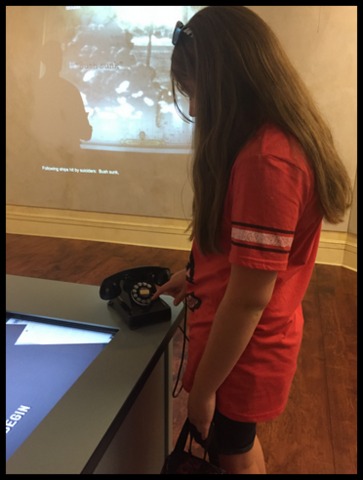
[228,152,310,271]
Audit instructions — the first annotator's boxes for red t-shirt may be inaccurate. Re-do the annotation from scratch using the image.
[183,124,323,422]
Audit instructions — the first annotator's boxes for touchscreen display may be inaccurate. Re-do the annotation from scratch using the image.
[6,314,117,461]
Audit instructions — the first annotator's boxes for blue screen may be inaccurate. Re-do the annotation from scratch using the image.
[6,315,117,461]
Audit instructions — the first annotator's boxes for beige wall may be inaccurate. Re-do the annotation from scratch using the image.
[247,6,357,233]
[6,6,357,266]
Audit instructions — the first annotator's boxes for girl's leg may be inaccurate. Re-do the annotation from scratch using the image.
[218,435,266,474]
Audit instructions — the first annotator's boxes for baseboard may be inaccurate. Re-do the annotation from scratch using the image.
[316,231,357,271]
[6,205,357,271]
[6,205,192,251]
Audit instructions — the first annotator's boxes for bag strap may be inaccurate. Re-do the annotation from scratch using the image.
[190,420,220,464]
[173,418,192,453]
[174,418,218,462]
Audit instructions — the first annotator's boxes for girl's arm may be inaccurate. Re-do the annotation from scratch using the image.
[188,263,277,439]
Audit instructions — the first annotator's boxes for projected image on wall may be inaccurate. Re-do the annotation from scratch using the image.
[41,6,199,154]
[6,6,203,217]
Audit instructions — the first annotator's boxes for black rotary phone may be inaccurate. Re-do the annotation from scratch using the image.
[99,266,171,329]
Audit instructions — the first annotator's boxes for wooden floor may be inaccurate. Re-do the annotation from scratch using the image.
[6,233,357,474]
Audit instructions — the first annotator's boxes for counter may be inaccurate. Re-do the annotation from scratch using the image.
[6,274,184,474]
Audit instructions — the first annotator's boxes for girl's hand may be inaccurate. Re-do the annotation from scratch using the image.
[152,269,186,305]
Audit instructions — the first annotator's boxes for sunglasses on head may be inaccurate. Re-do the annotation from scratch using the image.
[172,20,193,46]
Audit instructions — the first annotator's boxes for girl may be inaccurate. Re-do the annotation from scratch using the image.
[154,6,352,474]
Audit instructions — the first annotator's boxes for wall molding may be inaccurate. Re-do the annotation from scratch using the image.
[6,205,192,251]
[6,205,357,271]
[316,230,357,271]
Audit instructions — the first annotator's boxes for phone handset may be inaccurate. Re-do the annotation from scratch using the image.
[99,266,171,305]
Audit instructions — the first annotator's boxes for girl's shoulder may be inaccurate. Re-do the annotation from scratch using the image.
[246,123,296,155]
[238,123,308,172]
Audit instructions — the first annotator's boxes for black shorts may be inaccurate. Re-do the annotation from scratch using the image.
[212,410,256,455]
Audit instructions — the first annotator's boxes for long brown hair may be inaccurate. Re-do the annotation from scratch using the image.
[171,6,353,254]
